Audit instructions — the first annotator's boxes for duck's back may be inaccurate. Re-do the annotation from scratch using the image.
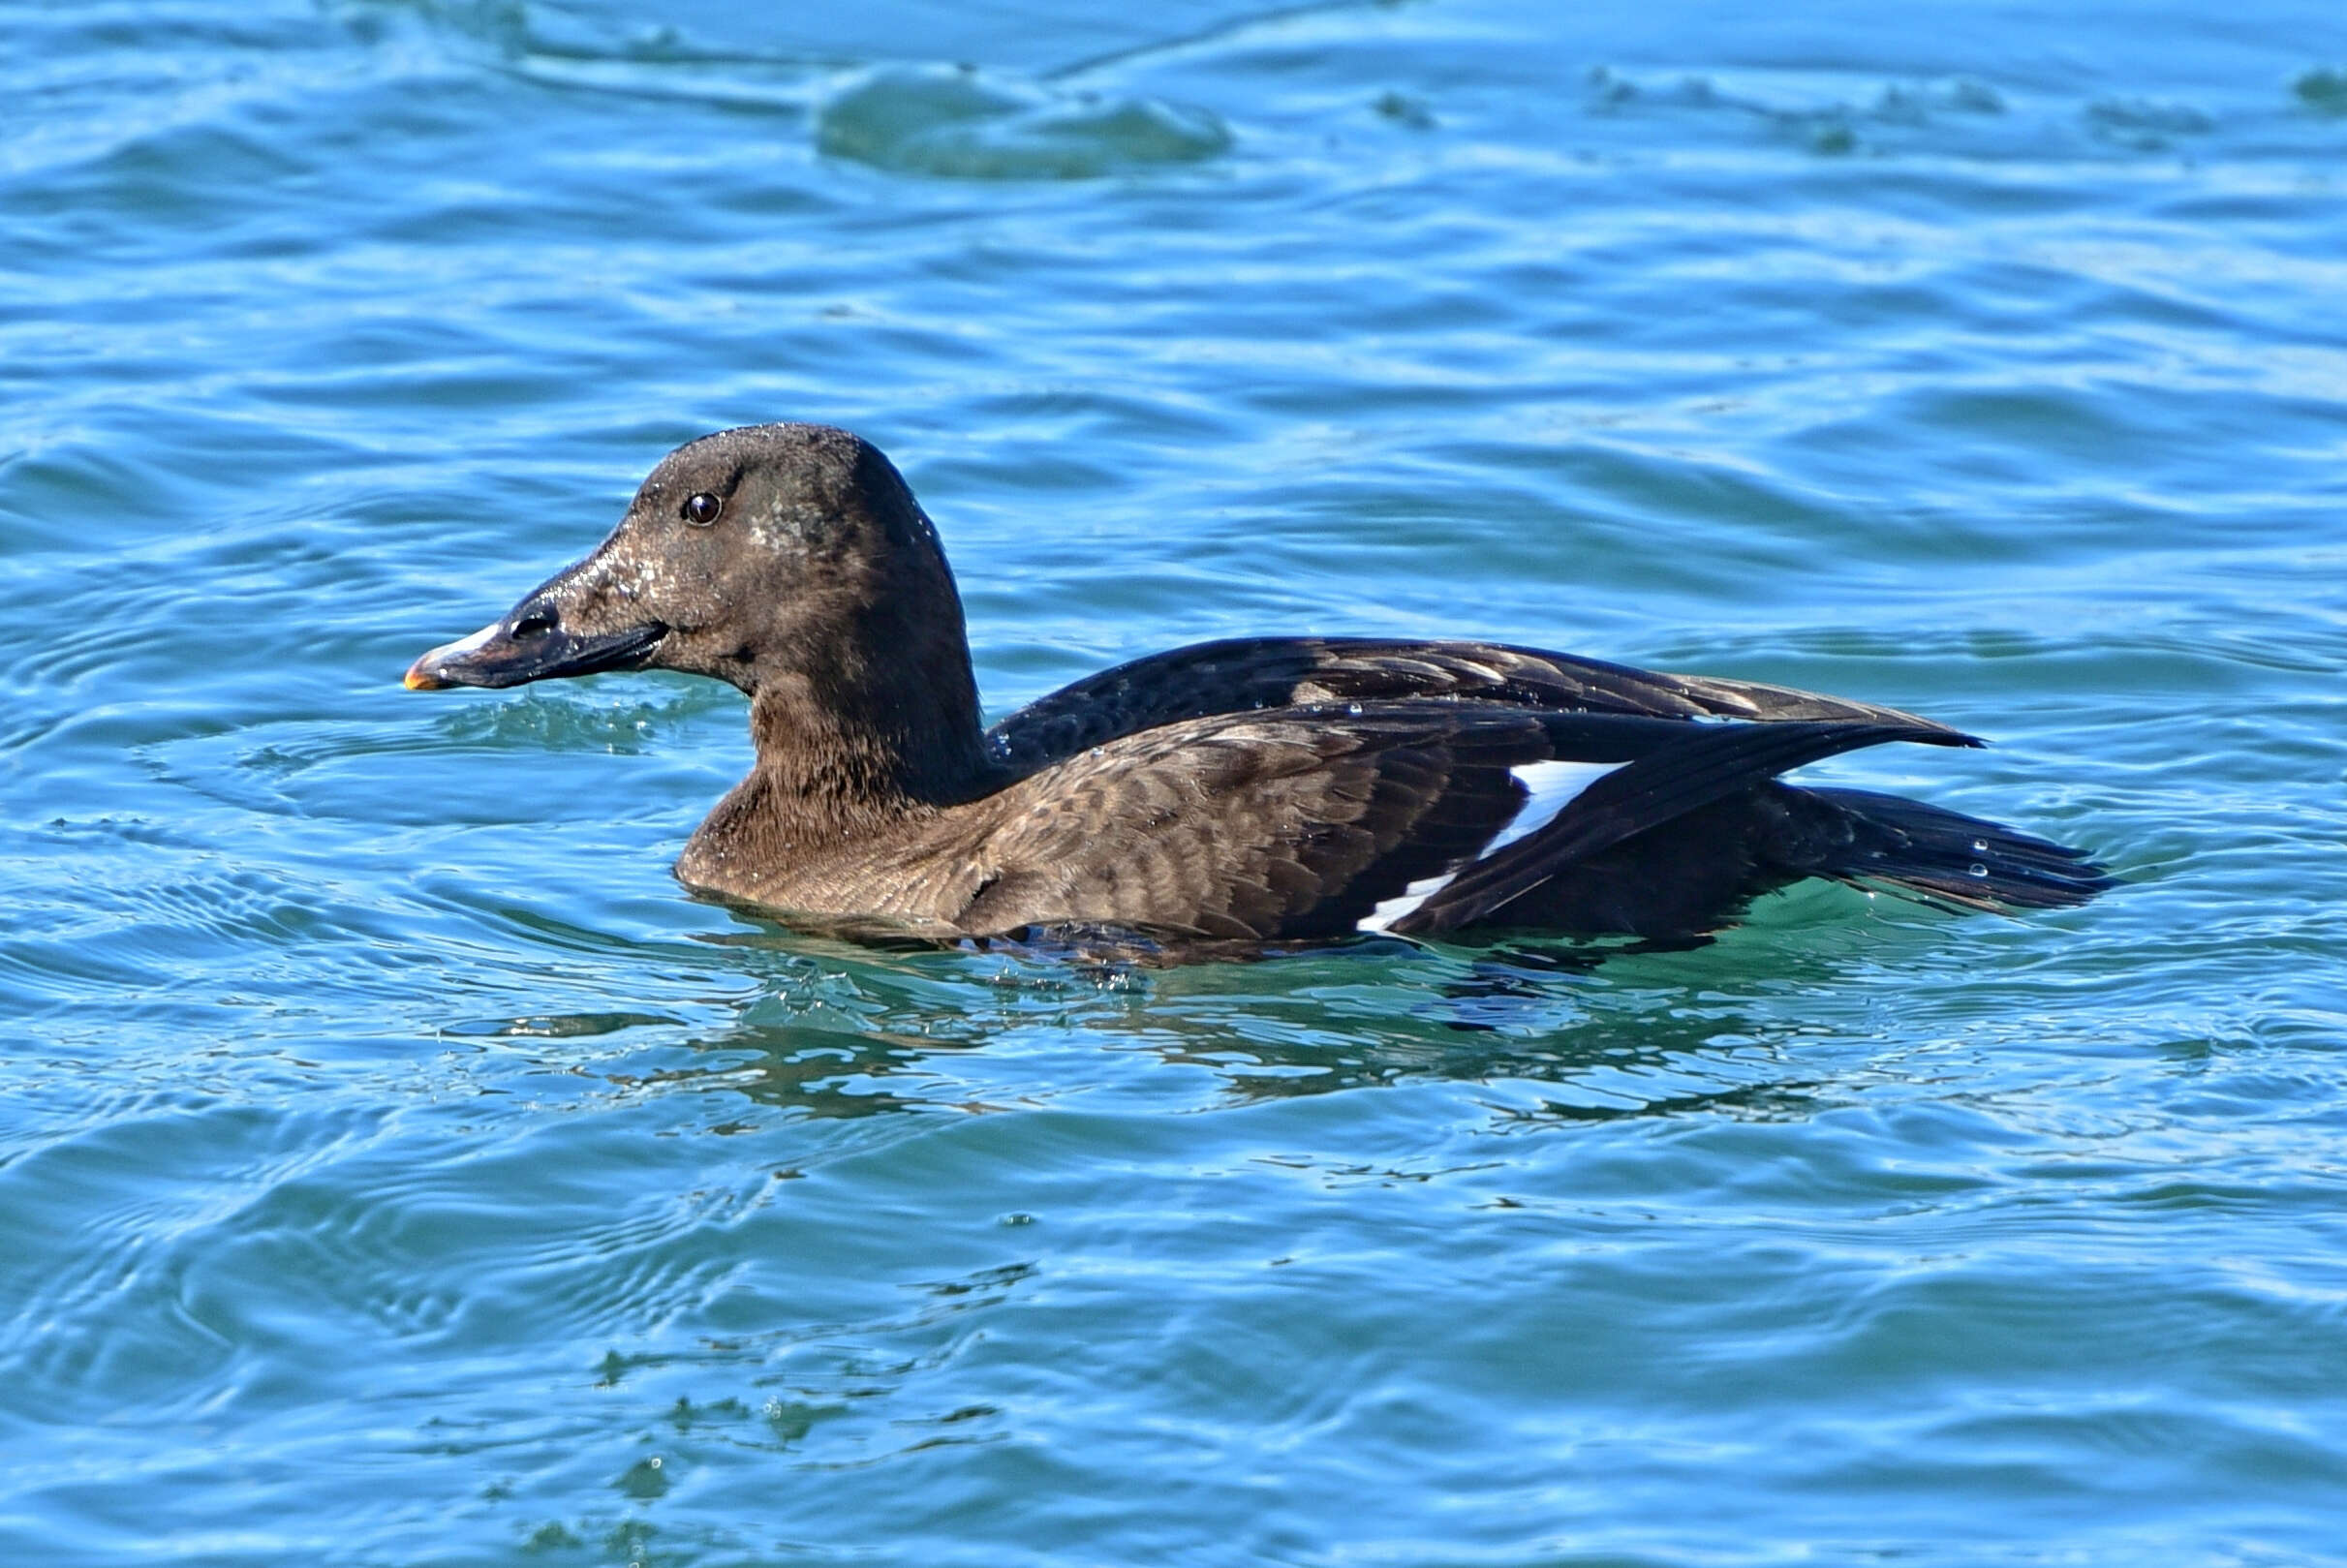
[981,635,1962,779]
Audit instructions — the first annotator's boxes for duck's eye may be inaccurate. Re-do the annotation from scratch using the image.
[681,492,724,527]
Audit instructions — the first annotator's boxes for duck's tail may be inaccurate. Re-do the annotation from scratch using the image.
[1783,786,2112,911]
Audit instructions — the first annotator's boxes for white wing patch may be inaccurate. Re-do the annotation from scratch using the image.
[1357,874,1458,935]
[1355,758,1627,934]
[1481,760,1624,855]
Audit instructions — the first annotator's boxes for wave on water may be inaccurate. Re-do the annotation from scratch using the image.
[816,64,1231,180]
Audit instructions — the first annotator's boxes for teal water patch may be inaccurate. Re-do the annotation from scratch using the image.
[2299,66,2347,115]
[4,0,2347,1564]
[817,66,1231,179]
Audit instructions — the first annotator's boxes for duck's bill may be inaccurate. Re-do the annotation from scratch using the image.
[403,619,667,691]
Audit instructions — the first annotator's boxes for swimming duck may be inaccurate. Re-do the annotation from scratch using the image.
[405,423,2107,948]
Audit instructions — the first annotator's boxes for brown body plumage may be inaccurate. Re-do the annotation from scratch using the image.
[405,423,2108,950]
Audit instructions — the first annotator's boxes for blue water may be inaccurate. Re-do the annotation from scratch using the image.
[7,1,2347,1562]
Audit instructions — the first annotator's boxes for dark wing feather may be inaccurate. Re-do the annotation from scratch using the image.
[1393,719,1975,934]
[982,636,1960,775]
[946,704,1969,943]
[953,705,1580,939]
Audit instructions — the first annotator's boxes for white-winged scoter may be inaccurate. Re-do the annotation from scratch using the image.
[405,423,2108,950]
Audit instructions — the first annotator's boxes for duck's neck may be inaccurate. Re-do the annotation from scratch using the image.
[752,658,993,821]
[677,635,998,891]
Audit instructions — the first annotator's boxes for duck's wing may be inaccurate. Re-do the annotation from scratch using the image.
[942,702,1973,943]
[981,636,1959,775]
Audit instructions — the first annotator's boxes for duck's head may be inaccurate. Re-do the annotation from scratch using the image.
[404,422,971,702]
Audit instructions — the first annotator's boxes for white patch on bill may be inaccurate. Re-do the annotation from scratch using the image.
[1355,758,1627,934]
[441,621,500,658]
